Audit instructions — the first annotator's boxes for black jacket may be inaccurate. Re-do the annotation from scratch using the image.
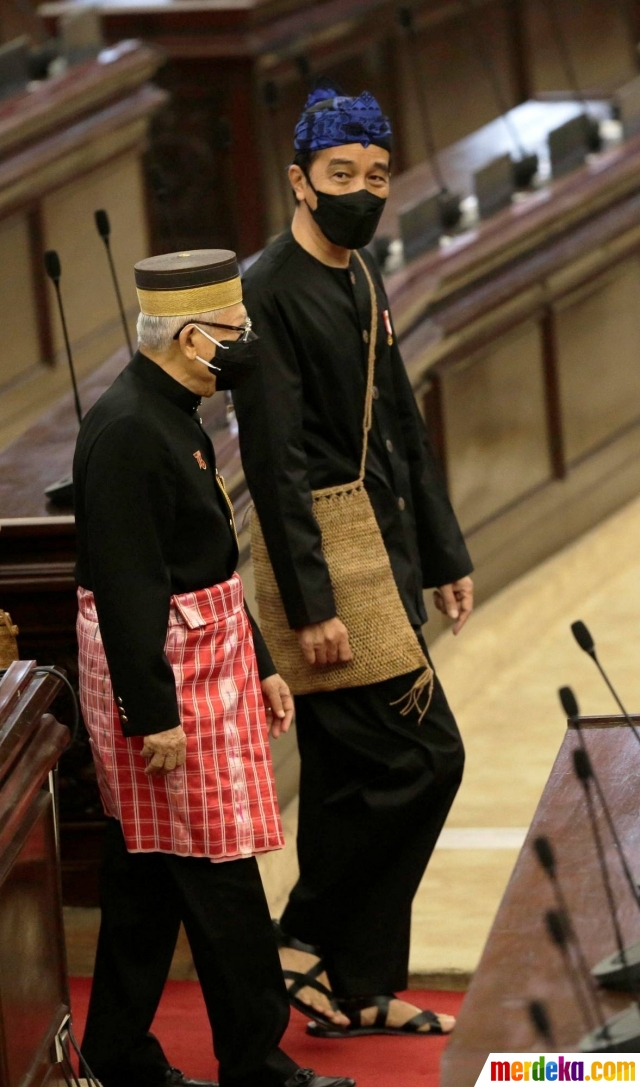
[234,231,472,631]
[74,352,275,738]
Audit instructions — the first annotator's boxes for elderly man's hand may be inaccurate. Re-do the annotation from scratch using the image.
[261,674,294,738]
[433,576,474,635]
[141,725,187,775]
[297,617,353,667]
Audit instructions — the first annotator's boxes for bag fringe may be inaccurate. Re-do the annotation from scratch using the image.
[390,664,435,724]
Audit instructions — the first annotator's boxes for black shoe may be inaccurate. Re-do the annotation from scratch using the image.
[163,1068,219,1087]
[284,1070,356,1087]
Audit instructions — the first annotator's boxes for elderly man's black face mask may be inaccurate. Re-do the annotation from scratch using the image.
[174,321,260,390]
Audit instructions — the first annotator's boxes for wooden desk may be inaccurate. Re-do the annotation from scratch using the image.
[0,660,69,1087]
[442,714,640,1084]
[39,0,637,254]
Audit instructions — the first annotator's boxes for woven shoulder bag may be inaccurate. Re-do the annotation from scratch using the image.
[251,251,433,717]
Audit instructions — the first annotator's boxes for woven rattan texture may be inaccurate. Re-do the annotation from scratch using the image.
[251,483,428,694]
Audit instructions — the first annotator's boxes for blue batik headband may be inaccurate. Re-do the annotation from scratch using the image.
[294,85,392,154]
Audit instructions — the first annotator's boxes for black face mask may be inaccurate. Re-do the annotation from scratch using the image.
[194,328,260,390]
[306,180,386,249]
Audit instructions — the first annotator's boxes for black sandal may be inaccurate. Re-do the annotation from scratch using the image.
[273,921,346,1030]
[306,993,448,1038]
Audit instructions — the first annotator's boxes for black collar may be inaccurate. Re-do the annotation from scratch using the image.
[129,351,202,416]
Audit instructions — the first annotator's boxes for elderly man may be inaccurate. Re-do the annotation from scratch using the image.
[233,89,473,1039]
[73,250,355,1087]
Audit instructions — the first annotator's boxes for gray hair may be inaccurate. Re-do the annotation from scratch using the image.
[136,309,222,353]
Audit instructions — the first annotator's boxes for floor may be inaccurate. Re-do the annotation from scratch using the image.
[64,492,640,985]
[69,977,463,1087]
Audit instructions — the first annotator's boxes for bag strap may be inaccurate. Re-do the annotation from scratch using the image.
[353,251,379,482]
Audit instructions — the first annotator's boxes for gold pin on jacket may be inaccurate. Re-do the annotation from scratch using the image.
[193,450,207,470]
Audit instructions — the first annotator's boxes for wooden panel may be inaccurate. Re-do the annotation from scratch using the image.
[442,715,640,1084]
[465,417,640,607]
[441,319,551,532]
[0,212,40,388]
[556,256,640,465]
[0,799,67,1087]
[42,153,147,374]
[0,668,69,1087]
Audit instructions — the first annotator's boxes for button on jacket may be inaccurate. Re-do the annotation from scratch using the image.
[74,351,275,738]
[233,231,473,632]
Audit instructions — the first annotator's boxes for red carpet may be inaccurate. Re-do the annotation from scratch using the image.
[69,978,463,1087]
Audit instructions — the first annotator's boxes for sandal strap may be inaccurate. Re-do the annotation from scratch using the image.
[402,1009,443,1034]
[339,993,395,1030]
[373,995,391,1029]
[283,970,337,1005]
[273,920,321,958]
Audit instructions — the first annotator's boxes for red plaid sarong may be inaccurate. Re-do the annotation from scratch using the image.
[77,573,284,860]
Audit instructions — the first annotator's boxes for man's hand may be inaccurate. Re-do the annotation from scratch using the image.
[297,617,353,667]
[261,674,294,739]
[141,725,187,776]
[433,576,474,635]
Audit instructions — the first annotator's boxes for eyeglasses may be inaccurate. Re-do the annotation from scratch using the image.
[173,318,253,342]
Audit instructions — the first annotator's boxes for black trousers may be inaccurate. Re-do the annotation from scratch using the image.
[82,820,298,1087]
[280,662,465,999]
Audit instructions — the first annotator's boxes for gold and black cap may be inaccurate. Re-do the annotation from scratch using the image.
[134,249,242,317]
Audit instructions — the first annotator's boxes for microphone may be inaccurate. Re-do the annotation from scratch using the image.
[533,836,607,1031]
[544,912,640,1055]
[397,7,462,231]
[543,908,604,1036]
[528,1000,556,1047]
[43,249,80,508]
[44,250,82,426]
[570,745,640,1053]
[458,0,538,189]
[94,210,133,356]
[540,0,603,153]
[571,746,636,992]
[560,685,640,995]
[570,621,640,750]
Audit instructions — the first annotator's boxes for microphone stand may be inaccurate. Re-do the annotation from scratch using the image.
[571,746,640,1053]
[540,0,603,153]
[561,677,640,996]
[397,7,462,231]
[615,0,640,74]
[572,747,637,994]
[458,0,538,188]
[533,835,608,1031]
[560,687,640,915]
[544,908,604,1036]
[94,209,133,356]
[43,249,81,508]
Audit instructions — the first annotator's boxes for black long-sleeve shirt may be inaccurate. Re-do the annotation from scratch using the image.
[73,351,275,738]
[234,230,472,631]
